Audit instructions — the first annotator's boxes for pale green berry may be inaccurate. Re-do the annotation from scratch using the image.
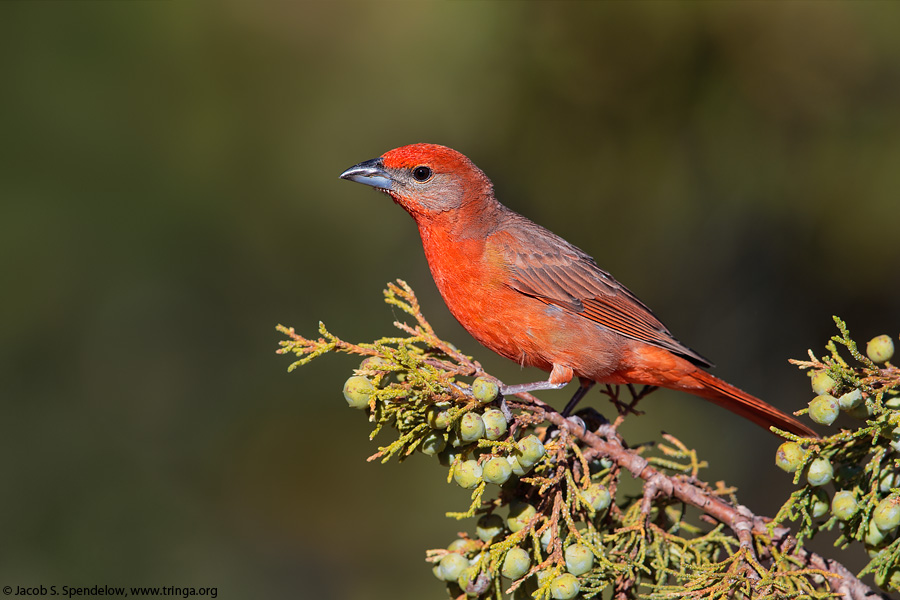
[807,457,833,486]
[516,435,545,468]
[588,458,612,474]
[775,442,805,473]
[846,401,873,420]
[536,570,553,588]
[890,570,900,593]
[459,412,486,442]
[880,472,896,494]
[507,501,537,533]
[867,335,895,363]
[838,389,862,410]
[432,564,443,580]
[811,489,830,519]
[426,406,452,430]
[421,431,446,456]
[476,513,505,542]
[454,460,483,489]
[891,427,900,453]
[873,497,900,532]
[448,538,478,554]
[438,553,469,581]
[866,519,887,547]
[342,375,374,409]
[448,429,466,448]
[457,566,480,596]
[472,377,500,403]
[581,484,611,512]
[811,371,836,395]
[831,491,858,520]
[886,395,900,410]
[501,547,531,580]
[540,528,553,550]
[507,455,530,476]
[875,568,900,592]
[549,573,580,600]
[359,356,391,371]
[482,409,508,440]
[482,456,513,485]
[564,544,594,576]
[809,394,839,425]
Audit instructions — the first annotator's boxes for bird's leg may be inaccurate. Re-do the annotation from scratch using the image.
[500,364,573,396]
[561,379,596,417]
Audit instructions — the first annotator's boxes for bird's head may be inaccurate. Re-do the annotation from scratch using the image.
[339,143,493,219]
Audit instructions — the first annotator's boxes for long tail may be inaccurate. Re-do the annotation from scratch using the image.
[688,369,818,438]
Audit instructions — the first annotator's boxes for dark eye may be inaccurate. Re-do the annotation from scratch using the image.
[412,165,432,182]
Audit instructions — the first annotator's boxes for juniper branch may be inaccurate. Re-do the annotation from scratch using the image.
[278,281,896,599]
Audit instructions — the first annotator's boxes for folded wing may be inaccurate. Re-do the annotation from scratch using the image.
[499,213,712,368]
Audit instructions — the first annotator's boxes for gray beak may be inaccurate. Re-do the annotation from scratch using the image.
[339,157,392,191]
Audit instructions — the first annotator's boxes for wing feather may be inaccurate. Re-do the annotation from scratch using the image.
[498,211,712,368]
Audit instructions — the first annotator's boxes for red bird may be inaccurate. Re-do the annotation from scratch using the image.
[340,143,816,438]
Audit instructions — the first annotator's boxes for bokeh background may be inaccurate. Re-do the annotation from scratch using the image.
[2,2,899,599]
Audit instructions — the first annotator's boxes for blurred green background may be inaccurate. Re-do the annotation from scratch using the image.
[2,2,899,598]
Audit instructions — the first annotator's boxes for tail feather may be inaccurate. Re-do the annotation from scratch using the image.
[690,370,818,438]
